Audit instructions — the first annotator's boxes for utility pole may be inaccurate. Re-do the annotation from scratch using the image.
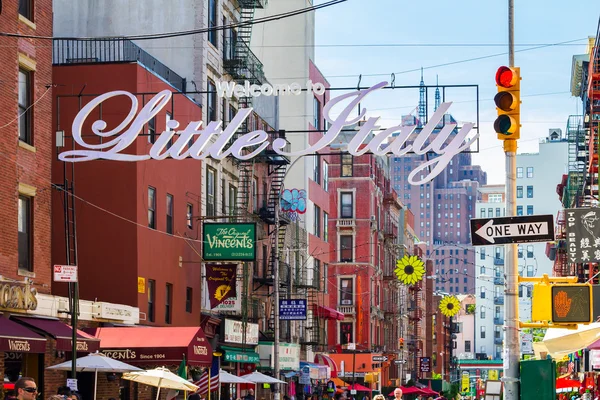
[503,0,520,398]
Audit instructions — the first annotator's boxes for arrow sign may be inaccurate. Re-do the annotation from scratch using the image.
[470,214,555,246]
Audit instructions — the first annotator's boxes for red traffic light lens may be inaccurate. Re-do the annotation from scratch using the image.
[494,115,517,135]
[495,66,518,88]
[494,92,518,112]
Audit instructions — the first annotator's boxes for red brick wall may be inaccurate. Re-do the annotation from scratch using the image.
[0,0,53,293]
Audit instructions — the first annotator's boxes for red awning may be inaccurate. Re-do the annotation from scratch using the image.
[0,317,46,353]
[90,326,213,366]
[14,317,99,353]
[314,305,344,321]
[314,353,338,378]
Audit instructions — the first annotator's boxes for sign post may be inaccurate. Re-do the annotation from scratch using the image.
[54,265,78,282]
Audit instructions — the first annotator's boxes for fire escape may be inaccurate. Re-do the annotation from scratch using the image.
[225,0,292,343]
[585,40,600,204]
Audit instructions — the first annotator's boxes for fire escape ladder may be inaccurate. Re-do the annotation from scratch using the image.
[587,45,600,202]
[236,161,255,221]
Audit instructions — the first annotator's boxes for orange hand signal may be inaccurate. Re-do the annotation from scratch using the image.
[554,290,572,318]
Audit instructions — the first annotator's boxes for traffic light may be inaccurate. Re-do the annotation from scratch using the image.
[493,66,521,140]
[398,337,404,348]
[551,284,593,324]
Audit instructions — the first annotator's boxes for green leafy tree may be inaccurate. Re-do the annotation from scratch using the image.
[521,324,546,342]
[466,304,476,314]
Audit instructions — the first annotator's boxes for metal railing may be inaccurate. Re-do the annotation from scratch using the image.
[223,37,266,85]
[53,39,187,93]
[338,305,355,314]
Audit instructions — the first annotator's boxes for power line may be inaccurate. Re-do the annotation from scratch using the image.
[0,0,347,41]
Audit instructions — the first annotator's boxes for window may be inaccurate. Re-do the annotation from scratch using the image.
[340,278,353,305]
[480,306,485,319]
[148,187,156,229]
[518,245,523,258]
[496,208,501,217]
[18,195,32,271]
[19,0,33,21]
[489,194,502,202]
[480,248,485,260]
[527,167,534,178]
[465,340,471,353]
[314,155,321,184]
[252,177,258,212]
[323,161,329,191]
[259,245,267,277]
[208,0,217,46]
[206,167,216,216]
[481,326,486,338]
[526,245,534,258]
[323,212,329,242]
[148,117,156,143]
[527,205,533,215]
[340,235,353,261]
[527,265,534,277]
[341,154,353,177]
[222,178,227,215]
[516,186,523,198]
[313,97,321,129]
[527,186,533,198]
[165,283,173,324]
[340,322,353,344]
[166,194,174,234]
[314,259,321,290]
[517,167,523,178]
[480,287,485,299]
[314,205,321,238]
[516,206,523,216]
[228,184,237,215]
[186,287,193,313]
[166,112,173,149]
[340,192,354,218]
[148,279,156,323]
[481,209,486,218]
[207,80,217,122]
[18,69,31,144]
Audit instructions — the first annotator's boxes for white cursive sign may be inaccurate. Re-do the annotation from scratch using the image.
[59,81,478,185]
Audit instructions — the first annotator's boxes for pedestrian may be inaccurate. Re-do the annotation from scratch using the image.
[245,389,255,400]
[393,388,403,400]
[373,395,385,400]
[57,387,71,399]
[49,396,65,400]
[15,378,38,400]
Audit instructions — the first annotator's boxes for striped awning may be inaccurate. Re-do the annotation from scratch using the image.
[314,354,338,378]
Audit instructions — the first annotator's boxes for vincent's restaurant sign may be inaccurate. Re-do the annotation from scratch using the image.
[58,82,478,186]
[203,223,256,261]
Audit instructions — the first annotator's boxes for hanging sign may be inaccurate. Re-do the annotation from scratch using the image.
[279,299,307,320]
[58,82,478,186]
[205,264,237,309]
[202,223,256,261]
[566,208,600,263]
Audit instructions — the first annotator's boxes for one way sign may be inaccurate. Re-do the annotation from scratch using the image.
[470,214,555,246]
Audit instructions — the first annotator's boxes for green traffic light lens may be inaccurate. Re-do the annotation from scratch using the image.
[494,115,514,135]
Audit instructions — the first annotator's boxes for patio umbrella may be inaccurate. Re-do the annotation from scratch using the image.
[47,352,142,400]
[240,371,287,384]
[123,367,199,400]
[347,383,371,392]
[220,370,253,384]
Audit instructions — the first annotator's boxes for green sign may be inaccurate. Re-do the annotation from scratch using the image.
[203,223,256,261]
[224,349,260,363]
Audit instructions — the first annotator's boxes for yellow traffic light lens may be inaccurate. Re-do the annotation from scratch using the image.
[493,115,517,135]
[494,92,518,112]
[495,66,518,88]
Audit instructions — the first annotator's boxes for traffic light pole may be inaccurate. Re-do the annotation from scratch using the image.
[503,0,520,399]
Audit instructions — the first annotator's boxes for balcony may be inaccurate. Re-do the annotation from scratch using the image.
[494,296,505,305]
[494,317,503,325]
[494,277,504,285]
[494,257,504,266]
[53,39,186,92]
[337,219,356,228]
[237,0,266,8]
[223,38,266,85]
[338,305,355,315]
[494,337,503,345]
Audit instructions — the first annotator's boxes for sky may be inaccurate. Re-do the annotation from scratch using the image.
[313,0,600,184]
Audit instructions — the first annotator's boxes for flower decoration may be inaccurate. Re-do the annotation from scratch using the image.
[439,296,461,317]
[394,255,425,285]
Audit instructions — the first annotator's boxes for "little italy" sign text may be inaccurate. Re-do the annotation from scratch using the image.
[59,81,478,185]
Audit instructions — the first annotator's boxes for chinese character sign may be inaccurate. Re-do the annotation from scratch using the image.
[279,299,307,320]
[566,208,600,263]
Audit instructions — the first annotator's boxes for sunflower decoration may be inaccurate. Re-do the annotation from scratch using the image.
[394,255,425,285]
[439,296,461,318]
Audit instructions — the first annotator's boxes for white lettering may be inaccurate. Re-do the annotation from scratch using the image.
[58,82,479,186]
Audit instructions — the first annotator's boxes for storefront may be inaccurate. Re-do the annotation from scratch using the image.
[258,342,300,400]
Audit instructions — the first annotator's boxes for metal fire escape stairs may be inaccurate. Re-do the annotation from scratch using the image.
[586,43,600,204]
